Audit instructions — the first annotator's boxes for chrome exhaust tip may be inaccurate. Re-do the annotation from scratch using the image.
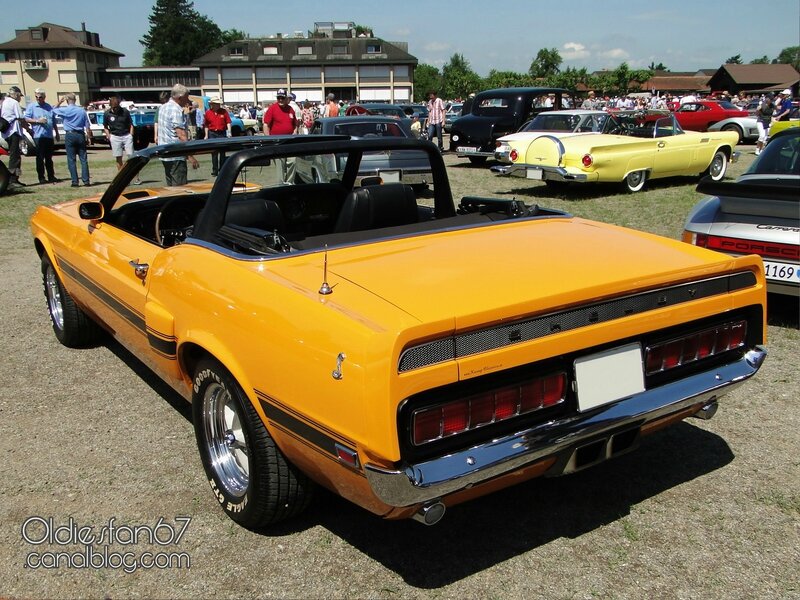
[412,501,446,526]
[693,399,719,420]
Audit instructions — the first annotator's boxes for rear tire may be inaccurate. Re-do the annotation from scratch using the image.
[193,359,314,529]
[468,156,487,165]
[623,170,647,192]
[41,253,103,347]
[704,150,728,181]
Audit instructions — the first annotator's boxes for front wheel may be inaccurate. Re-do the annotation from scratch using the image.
[193,359,314,528]
[704,150,728,181]
[623,170,647,193]
[41,253,103,347]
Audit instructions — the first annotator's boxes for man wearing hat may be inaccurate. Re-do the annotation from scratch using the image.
[204,96,231,176]
[773,89,794,122]
[262,89,297,135]
[24,88,59,184]
[1,85,33,187]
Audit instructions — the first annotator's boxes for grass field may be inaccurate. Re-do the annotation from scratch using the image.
[1,142,797,599]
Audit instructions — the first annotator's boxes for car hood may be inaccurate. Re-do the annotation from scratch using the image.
[269,217,745,327]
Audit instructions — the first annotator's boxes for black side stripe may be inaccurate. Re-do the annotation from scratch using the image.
[257,391,356,447]
[56,256,176,357]
[257,395,363,475]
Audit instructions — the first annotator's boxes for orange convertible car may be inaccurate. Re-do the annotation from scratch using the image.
[31,136,768,528]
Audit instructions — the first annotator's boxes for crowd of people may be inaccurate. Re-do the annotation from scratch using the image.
[1,83,795,189]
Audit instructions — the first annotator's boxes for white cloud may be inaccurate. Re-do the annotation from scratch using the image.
[599,48,630,60]
[424,42,451,52]
[562,42,590,61]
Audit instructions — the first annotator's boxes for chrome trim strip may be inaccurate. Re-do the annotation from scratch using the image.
[398,272,756,372]
[366,346,766,507]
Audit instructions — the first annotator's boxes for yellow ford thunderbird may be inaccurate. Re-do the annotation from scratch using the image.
[31,136,767,528]
[492,110,739,192]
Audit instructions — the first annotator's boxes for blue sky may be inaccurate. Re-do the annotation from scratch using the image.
[3,0,799,75]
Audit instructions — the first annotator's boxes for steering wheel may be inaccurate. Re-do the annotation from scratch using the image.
[155,197,194,246]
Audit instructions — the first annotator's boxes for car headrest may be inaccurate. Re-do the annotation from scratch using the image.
[334,183,418,233]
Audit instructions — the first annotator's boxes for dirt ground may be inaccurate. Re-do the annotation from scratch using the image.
[0,147,798,599]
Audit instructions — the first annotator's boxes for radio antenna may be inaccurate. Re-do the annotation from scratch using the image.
[319,245,332,295]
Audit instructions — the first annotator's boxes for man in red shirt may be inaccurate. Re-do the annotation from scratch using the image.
[262,89,297,135]
[204,97,231,176]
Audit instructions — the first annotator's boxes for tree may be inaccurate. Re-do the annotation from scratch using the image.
[221,29,247,44]
[483,69,531,90]
[725,54,743,65]
[773,46,800,71]
[141,0,242,66]
[529,48,562,79]
[552,66,589,91]
[441,54,482,99]
[354,24,373,37]
[648,61,669,72]
[750,55,770,64]
[414,64,443,102]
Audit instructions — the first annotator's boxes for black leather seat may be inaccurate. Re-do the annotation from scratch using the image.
[333,184,418,233]
[225,198,285,232]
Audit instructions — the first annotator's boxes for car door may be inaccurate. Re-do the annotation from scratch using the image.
[677,103,707,131]
[652,117,693,175]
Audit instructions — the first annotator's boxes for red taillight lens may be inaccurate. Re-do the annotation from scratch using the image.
[510,149,519,162]
[582,154,593,167]
[645,320,747,375]
[411,372,567,445]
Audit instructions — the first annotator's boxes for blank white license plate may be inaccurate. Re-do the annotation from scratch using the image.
[381,170,400,182]
[574,343,645,412]
[763,260,798,283]
[459,146,478,153]
[526,168,543,180]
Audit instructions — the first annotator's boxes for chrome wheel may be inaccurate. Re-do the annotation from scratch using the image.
[203,381,249,498]
[45,264,65,331]
[625,170,647,192]
[708,151,728,181]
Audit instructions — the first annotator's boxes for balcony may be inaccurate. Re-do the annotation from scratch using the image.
[23,59,48,70]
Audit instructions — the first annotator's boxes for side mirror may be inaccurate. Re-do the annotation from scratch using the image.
[79,201,104,220]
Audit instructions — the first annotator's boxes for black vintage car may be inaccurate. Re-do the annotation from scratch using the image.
[449,87,568,164]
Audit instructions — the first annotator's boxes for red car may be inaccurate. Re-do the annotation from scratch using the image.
[674,101,747,132]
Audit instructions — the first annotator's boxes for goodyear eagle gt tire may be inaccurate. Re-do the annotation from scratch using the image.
[193,359,314,528]
[41,253,103,347]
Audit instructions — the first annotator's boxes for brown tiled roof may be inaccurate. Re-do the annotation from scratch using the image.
[642,75,710,92]
[718,64,800,84]
[0,22,123,56]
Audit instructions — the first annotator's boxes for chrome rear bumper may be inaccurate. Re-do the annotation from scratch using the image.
[490,163,589,182]
[365,347,766,507]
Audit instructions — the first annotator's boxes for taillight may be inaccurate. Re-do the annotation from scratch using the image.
[510,149,519,162]
[682,231,709,247]
[645,320,747,375]
[411,372,567,445]
[582,154,593,167]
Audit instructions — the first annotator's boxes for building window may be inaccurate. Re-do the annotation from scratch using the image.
[360,65,390,78]
[30,29,43,40]
[263,45,279,55]
[202,68,218,82]
[221,67,251,81]
[229,46,244,56]
[394,65,409,78]
[332,44,349,55]
[297,45,313,56]
[26,51,44,61]
[324,65,355,79]
[289,66,321,79]
[53,50,68,61]
[366,44,382,54]
[0,53,6,62]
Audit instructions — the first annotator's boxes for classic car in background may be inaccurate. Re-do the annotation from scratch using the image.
[767,105,800,139]
[449,87,568,164]
[491,110,738,192]
[708,116,760,144]
[398,103,428,123]
[684,127,800,296]
[444,103,463,133]
[346,102,411,121]
[305,116,431,187]
[31,135,767,529]
[674,100,747,132]
[494,110,612,163]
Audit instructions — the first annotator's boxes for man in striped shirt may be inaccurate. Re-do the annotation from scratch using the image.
[425,90,446,152]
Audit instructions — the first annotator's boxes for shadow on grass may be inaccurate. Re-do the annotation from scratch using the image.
[767,293,799,328]
[499,176,704,202]
[271,421,733,588]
